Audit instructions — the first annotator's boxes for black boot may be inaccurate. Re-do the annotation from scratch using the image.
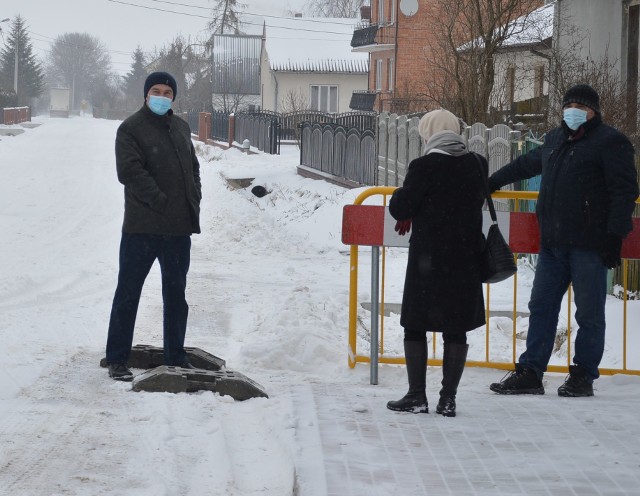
[436,343,468,417]
[387,340,428,413]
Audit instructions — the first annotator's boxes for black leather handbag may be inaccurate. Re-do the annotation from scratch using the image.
[473,153,517,284]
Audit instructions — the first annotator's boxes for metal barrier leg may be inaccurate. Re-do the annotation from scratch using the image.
[371,246,380,385]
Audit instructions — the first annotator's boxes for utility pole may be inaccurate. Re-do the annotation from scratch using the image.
[14,33,19,94]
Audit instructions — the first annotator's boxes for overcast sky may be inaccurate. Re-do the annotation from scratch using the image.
[3,0,308,76]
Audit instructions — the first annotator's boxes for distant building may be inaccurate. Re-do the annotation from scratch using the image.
[260,16,369,113]
[351,0,436,113]
[489,2,553,125]
[211,17,369,114]
[211,34,262,112]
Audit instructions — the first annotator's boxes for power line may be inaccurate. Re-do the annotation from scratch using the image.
[107,0,210,19]
[145,0,360,26]
[106,0,362,35]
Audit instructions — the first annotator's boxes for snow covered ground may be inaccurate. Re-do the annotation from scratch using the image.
[1,116,639,495]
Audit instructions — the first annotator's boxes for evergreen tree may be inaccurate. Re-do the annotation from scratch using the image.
[122,47,147,108]
[0,15,45,105]
[208,0,245,35]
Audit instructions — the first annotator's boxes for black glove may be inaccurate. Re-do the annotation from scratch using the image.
[394,219,412,236]
[600,233,622,269]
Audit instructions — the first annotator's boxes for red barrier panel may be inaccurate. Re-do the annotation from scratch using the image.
[343,205,640,258]
[509,212,540,254]
[342,205,385,246]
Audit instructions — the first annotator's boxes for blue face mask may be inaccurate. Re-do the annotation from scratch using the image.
[563,107,588,130]
[148,95,172,115]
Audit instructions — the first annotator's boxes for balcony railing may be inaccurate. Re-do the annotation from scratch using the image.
[349,91,377,111]
[351,24,379,48]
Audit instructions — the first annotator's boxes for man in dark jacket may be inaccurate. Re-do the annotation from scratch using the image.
[489,84,638,397]
[105,71,202,381]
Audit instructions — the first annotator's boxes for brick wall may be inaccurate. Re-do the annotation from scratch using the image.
[368,0,544,113]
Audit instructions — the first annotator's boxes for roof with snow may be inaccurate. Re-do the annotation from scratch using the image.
[502,2,554,47]
[459,2,554,51]
[261,17,369,73]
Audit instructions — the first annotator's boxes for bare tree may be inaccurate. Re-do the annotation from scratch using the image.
[304,0,365,18]
[211,91,248,113]
[279,88,311,148]
[46,32,113,111]
[416,0,542,124]
[149,36,212,112]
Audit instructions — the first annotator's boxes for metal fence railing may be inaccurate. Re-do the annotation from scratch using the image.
[300,122,376,186]
[234,112,280,154]
[185,111,199,135]
[210,111,229,142]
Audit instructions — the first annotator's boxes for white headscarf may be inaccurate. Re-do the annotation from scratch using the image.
[418,109,460,142]
[418,109,467,156]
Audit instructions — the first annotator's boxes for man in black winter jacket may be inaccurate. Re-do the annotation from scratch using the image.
[105,71,202,381]
[488,84,638,397]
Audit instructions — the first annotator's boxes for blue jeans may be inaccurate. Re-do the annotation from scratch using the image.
[106,233,191,366]
[519,246,608,382]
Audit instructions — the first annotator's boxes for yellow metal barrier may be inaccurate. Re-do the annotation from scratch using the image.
[347,188,640,377]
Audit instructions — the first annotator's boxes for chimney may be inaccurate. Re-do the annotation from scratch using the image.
[360,6,371,21]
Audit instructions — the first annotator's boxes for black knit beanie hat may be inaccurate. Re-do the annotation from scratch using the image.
[144,71,177,101]
[562,84,600,113]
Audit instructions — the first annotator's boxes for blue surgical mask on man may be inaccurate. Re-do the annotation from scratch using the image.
[563,107,588,130]
[148,95,172,115]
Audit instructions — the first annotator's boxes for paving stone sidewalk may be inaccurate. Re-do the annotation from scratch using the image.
[292,368,640,496]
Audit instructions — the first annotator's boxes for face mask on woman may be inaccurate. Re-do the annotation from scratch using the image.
[148,95,172,115]
[563,107,588,130]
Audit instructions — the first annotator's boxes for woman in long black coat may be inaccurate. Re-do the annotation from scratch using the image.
[387,109,487,417]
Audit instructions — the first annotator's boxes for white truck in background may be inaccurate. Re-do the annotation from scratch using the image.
[49,88,70,118]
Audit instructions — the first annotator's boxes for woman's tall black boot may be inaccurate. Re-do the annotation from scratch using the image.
[436,343,468,417]
[386,340,428,413]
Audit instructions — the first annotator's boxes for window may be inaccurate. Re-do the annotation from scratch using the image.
[378,0,385,23]
[376,59,383,91]
[310,85,338,113]
[387,58,394,91]
[390,0,396,24]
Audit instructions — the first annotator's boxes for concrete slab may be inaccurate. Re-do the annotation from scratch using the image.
[99,344,226,371]
[0,128,25,136]
[131,365,269,400]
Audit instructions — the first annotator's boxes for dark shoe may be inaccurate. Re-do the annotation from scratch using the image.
[489,365,544,395]
[436,343,468,417]
[387,392,429,413]
[558,365,594,397]
[387,339,429,413]
[436,396,456,417]
[108,363,133,382]
[180,361,196,369]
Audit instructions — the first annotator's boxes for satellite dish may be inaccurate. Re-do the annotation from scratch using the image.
[399,0,419,16]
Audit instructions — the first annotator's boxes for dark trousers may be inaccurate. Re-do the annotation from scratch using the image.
[519,246,607,381]
[106,233,191,366]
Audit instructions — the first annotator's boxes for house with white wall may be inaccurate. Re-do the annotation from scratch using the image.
[490,2,554,125]
[259,16,369,113]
